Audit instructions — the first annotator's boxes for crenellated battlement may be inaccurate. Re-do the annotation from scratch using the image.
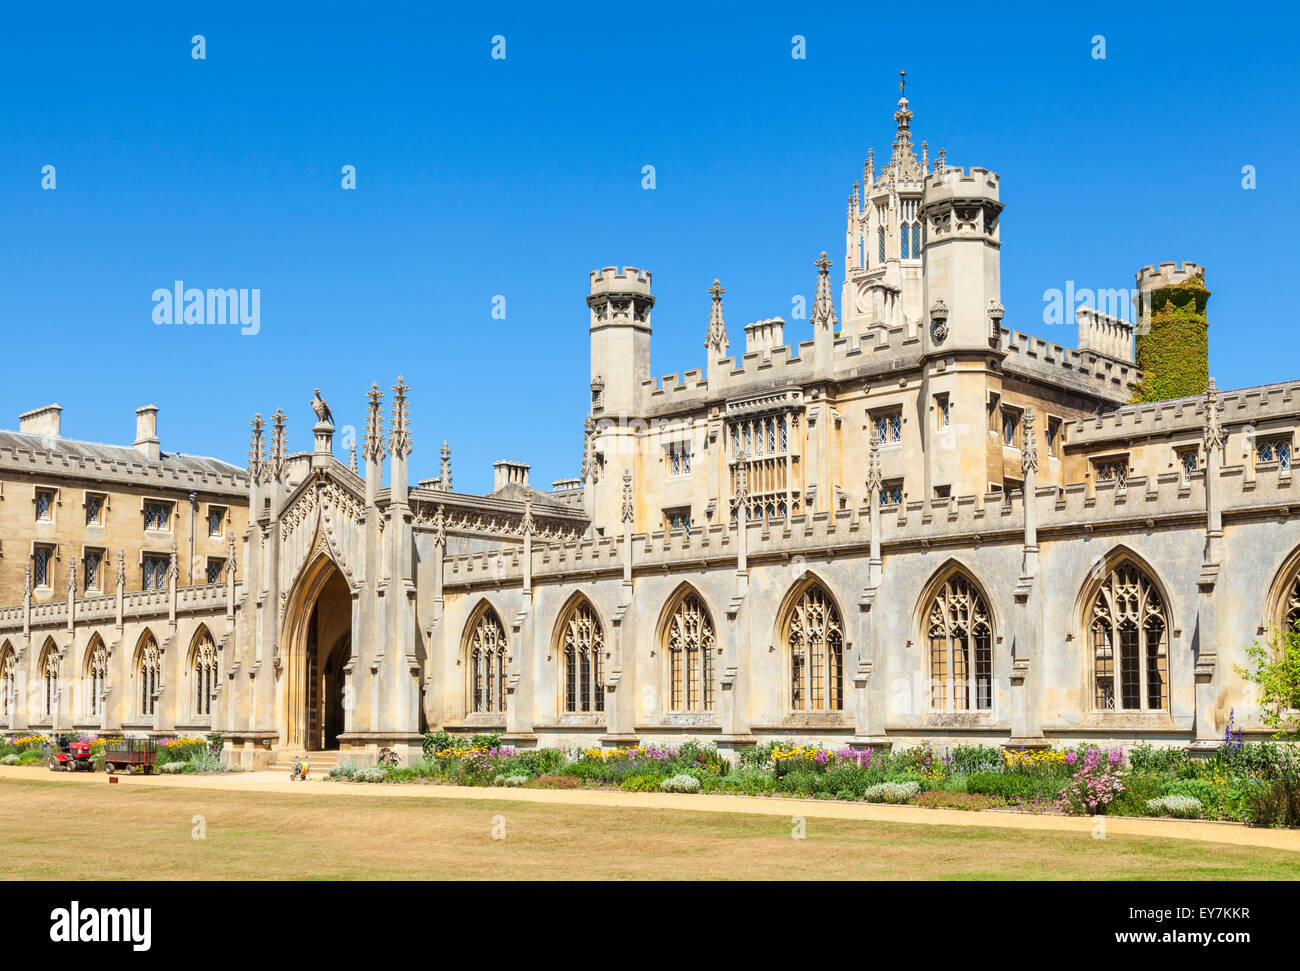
[589,265,652,295]
[1136,261,1205,292]
[437,460,1296,593]
[1066,379,1300,446]
[923,165,1000,201]
[1000,329,1137,404]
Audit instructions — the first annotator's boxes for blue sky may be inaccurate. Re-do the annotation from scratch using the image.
[1,2,1293,493]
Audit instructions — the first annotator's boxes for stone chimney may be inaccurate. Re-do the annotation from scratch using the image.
[18,404,62,439]
[493,460,531,493]
[134,405,160,460]
[744,317,785,357]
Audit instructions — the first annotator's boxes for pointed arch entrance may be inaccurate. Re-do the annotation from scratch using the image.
[281,553,354,751]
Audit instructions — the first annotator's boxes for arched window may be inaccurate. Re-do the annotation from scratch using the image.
[927,575,993,711]
[467,607,508,714]
[785,584,844,711]
[1282,571,1300,633]
[137,632,160,717]
[86,637,107,717]
[665,593,715,712]
[1089,562,1168,711]
[193,631,218,718]
[0,644,14,719]
[559,600,604,714]
[40,642,59,719]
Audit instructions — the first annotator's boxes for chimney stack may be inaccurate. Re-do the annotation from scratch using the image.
[18,404,62,439]
[493,460,531,493]
[134,405,160,460]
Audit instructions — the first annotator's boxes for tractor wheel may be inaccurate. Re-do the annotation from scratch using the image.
[124,764,136,776]
[48,758,59,772]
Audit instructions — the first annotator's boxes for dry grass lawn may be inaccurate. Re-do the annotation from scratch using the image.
[2,775,1299,880]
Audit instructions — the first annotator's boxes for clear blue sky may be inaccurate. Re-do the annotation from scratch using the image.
[2,2,1293,493]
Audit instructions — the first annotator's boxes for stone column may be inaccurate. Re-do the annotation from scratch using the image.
[1192,380,1225,752]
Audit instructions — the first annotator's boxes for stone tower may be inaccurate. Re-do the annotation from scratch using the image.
[1133,261,1210,403]
[587,266,653,418]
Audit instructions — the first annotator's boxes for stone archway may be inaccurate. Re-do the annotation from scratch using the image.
[282,554,353,752]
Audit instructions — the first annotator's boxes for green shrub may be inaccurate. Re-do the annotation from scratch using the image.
[1107,772,1168,816]
[1128,742,1191,775]
[966,773,1039,800]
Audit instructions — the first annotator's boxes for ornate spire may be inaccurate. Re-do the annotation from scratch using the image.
[812,252,837,331]
[867,427,882,493]
[247,413,266,480]
[432,504,446,547]
[227,532,237,576]
[439,440,453,490]
[1203,377,1224,453]
[887,70,922,180]
[389,376,412,458]
[1022,407,1039,475]
[168,543,179,584]
[116,549,125,592]
[864,149,875,188]
[621,469,634,524]
[363,382,385,463]
[705,279,729,357]
[269,409,287,482]
[23,562,32,598]
[348,442,358,473]
[67,558,76,596]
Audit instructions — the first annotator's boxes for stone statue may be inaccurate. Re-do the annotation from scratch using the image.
[311,388,334,426]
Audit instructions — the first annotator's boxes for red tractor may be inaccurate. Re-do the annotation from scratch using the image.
[49,737,95,772]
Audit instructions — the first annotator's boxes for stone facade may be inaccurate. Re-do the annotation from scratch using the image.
[2,88,1298,766]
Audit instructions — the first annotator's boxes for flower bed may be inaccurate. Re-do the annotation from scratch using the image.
[310,724,1300,828]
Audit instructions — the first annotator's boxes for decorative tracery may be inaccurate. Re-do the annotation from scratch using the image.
[927,575,993,711]
[194,632,218,718]
[137,632,160,717]
[0,646,14,719]
[467,607,508,714]
[560,601,604,714]
[87,638,107,717]
[1283,572,1300,632]
[786,584,844,711]
[1090,562,1168,711]
[40,643,59,719]
[666,594,715,712]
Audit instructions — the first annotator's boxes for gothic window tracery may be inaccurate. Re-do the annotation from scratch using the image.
[467,607,508,714]
[785,584,844,711]
[194,632,218,718]
[0,645,14,718]
[137,632,160,717]
[666,593,715,712]
[40,643,58,719]
[729,412,797,524]
[87,638,107,717]
[1089,562,1168,711]
[560,601,604,714]
[927,575,993,711]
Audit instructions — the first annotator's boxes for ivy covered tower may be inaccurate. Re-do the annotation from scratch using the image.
[1133,261,1210,402]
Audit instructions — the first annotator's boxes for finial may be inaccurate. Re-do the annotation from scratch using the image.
[706,278,729,356]
[1022,407,1039,475]
[921,140,929,172]
[621,469,634,524]
[389,376,412,458]
[440,440,452,490]
[899,69,906,97]
[1203,377,1224,453]
[812,252,837,332]
[867,427,882,492]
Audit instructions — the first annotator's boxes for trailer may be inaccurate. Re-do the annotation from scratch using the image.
[103,738,158,775]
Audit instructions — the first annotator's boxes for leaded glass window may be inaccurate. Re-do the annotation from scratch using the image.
[33,545,53,587]
[0,648,15,718]
[41,645,58,718]
[467,608,508,714]
[879,480,904,506]
[35,489,54,521]
[878,226,886,264]
[1089,562,1168,711]
[84,550,101,591]
[666,594,715,712]
[928,575,993,711]
[143,555,169,592]
[1285,572,1300,632]
[206,558,224,584]
[1179,449,1199,484]
[873,410,902,445]
[786,584,844,711]
[208,508,224,537]
[144,501,171,531]
[1094,458,1128,489]
[1258,438,1293,473]
[85,494,104,525]
[560,601,604,714]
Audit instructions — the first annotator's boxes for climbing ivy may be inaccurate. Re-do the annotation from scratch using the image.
[1132,273,1210,403]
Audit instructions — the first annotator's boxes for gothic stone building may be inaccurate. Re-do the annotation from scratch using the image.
[2,90,1299,767]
